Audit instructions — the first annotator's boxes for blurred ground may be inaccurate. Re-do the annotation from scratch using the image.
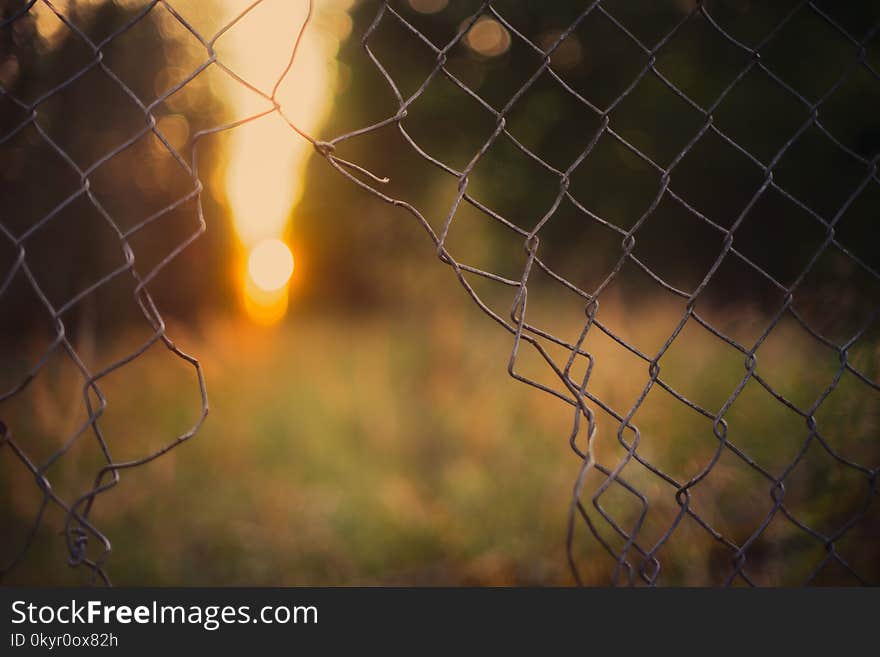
[3,293,877,586]
[2,302,577,585]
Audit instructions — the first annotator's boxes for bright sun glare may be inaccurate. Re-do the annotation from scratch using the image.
[214,0,352,324]
[172,0,351,323]
[32,0,351,324]
[248,238,295,292]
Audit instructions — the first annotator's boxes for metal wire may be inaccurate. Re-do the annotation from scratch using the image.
[1,0,878,585]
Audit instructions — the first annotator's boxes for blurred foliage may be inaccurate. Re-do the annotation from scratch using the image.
[2,0,878,323]
[296,0,880,326]
[0,0,235,342]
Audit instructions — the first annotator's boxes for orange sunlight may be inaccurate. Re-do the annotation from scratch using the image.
[31,0,352,324]
[248,238,295,291]
[212,0,352,324]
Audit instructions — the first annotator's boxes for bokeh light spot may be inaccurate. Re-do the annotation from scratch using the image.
[539,31,583,71]
[248,238,295,292]
[408,0,448,15]
[465,17,511,58]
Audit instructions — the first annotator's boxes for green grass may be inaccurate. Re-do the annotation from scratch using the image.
[1,297,877,585]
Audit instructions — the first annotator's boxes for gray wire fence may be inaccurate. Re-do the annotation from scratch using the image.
[1,0,878,585]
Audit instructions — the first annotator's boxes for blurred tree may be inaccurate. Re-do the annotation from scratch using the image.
[295,0,880,320]
[0,0,234,340]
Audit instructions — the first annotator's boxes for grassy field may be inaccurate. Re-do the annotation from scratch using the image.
[2,293,878,586]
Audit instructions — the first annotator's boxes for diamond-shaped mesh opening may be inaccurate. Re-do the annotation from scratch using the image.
[714,65,811,164]
[440,200,528,283]
[586,261,693,355]
[569,319,650,410]
[694,259,787,345]
[466,132,563,230]
[732,186,828,287]
[513,265,596,351]
[84,337,206,463]
[624,385,723,484]
[568,131,662,232]
[820,67,880,160]
[0,122,81,236]
[20,195,129,312]
[101,1,207,105]
[684,445,779,556]
[504,69,603,171]
[792,244,880,346]
[442,14,546,112]
[1,3,96,107]
[399,72,499,173]
[549,7,647,113]
[656,317,747,414]
[753,312,843,413]
[761,5,858,103]
[86,124,197,233]
[655,9,751,109]
[723,377,810,477]
[610,71,707,169]
[631,194,726,295]
[536,197,625,295]
[780,437,873,540]
[672,127,766,231]
[35,64,146,170]
[2,343,97,467]
[124,195,202,276]
[773,125,869,221]
[359,6,440,100]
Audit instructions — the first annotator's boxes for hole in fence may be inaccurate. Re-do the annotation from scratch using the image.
[2,0,878,587]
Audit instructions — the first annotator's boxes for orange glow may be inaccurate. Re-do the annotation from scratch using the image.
[248,238,295,292]
[408,0,449,14]
[166,0,353,322]
[213,0,352,322]
[214,0,352,247]
[34,1,352,323]
[243,275,289,326]
[465,17,511,58]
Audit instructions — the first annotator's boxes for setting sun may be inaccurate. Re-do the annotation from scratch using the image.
[248,238,295,292]
[198,0,353,323]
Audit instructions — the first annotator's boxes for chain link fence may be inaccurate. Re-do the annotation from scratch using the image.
[1,0,878,585]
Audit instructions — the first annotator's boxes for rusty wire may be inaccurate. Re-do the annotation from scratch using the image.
[1,0,878,585]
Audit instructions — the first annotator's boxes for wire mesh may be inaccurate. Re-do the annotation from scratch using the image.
[1,0,878,585]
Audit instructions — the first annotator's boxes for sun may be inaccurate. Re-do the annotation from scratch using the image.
[243,239,296,325]
[247,238,295,292]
